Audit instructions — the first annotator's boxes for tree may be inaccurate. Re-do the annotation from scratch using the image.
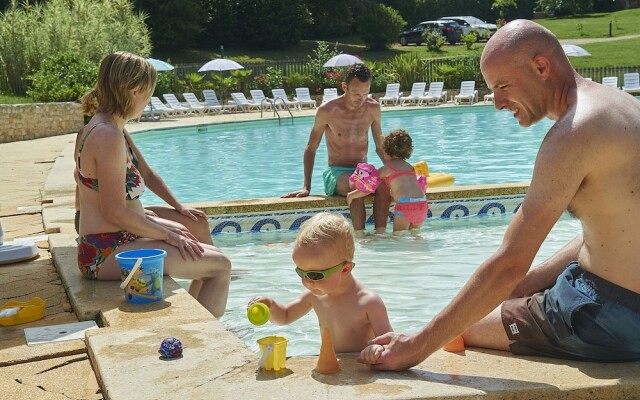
[357,2,406,50]
[492,0,518,19]
[305,0,353,38]
[537,0,594,16]
[133,0,205,51]
[233,0,312,50]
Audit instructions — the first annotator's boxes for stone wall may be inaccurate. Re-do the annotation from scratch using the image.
[0,102,83,143]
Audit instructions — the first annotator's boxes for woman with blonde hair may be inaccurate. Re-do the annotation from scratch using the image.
[75,51,231,317]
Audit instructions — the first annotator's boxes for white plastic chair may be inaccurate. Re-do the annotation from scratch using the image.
[454,81,478,105]
[378,83,402,106]
[602,76,619,90]
[293,88,317,109]
[202,89,237,113]
[271,88,301,110]
[321,88,338,103]
[622,73,640,95]
[249,89,273,110]
[420,82,447,106]
[399,82,426,106]
[183,92,219,114]
[162,93,192,116]
[230,92,260,112]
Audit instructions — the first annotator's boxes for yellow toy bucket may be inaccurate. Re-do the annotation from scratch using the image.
[257,336,288,371]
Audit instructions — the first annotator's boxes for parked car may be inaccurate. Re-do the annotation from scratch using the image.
[439,16,497,41]
[398,20,463,46]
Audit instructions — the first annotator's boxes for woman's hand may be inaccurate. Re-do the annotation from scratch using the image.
[175,204,207,221]
[164,230,204,260]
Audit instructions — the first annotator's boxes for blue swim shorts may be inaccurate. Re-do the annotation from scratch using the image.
[502,262,640,361]
[323,166,355,196]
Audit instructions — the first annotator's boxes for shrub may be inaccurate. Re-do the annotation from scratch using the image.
[423,30,446,51]
[387,53,429,91]
[461,32,478,50]
[0,0,151,95]
[283,73,310,93]
[253,67,283,93]
[356,3,406,50]
[27,53,97,102]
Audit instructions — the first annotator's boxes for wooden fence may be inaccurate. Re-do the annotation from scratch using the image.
[172,59,639,92]
[0,65,9,93]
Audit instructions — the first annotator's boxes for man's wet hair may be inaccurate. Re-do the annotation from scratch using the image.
[345,63,371,85]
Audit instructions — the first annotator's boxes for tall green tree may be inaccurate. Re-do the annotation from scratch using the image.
[133,0,205,51]
[234,0,312,50]
[357,2,406,49]
[305,0,353,38]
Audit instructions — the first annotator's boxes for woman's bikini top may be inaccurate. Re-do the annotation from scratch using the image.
[384,163,418,187]
[76,122,145,200]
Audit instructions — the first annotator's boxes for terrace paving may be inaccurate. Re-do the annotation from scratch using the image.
[1,103,639,399]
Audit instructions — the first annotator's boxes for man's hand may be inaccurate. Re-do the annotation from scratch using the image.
[281,188,310,198]
[356,332,427,371]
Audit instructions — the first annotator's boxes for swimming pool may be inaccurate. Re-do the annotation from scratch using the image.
[208,212,581,356]
[134,107,554,205]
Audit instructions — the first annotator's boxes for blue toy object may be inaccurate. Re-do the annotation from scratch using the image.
[159,337,183,359]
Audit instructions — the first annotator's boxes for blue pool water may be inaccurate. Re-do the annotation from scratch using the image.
[134,107,554,205]
[207,212,581,356]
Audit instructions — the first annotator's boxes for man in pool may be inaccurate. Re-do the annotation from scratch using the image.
[357,19,640,370]
[282,64,391,236]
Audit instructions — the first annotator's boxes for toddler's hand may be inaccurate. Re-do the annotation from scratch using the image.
[359,343,385,365]
[247,296,271,309]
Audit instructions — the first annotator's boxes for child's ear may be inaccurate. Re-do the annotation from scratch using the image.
[343,262,355,273]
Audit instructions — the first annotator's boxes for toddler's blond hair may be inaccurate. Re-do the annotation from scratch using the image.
[295,212,355,261]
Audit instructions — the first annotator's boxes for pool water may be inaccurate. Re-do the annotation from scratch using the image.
[210,213,581,356]
[134,107,554,204]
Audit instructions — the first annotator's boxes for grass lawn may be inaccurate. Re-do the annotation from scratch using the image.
[156,8,640,68]
[535,8,640,39]
[0,94,33,104]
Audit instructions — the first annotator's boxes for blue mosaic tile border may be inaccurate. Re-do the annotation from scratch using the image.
[208,194,524,235]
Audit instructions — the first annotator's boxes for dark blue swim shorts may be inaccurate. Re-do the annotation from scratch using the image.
[501,262,640,361]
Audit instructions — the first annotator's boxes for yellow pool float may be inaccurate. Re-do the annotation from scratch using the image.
[413,160,455,189]
[0,297,45,326]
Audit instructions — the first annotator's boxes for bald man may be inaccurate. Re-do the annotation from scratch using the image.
[357,19,640,370]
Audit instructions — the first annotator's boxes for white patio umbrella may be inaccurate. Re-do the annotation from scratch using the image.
[323,54,364,68]
[561,44,591,57]
[198,58,244,72]
[146,58,174,71]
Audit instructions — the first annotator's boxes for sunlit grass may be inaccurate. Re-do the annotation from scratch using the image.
[535,8,640,39]
[0,94,33,104]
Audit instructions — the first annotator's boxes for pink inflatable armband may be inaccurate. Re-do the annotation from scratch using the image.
[417,175,427,193]
[349,163,381,194]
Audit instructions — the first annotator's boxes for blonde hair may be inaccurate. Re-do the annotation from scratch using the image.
[295,212,355,261]
[81,51,157,117]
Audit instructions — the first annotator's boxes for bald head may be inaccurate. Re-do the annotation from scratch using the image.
[481,19,564,69]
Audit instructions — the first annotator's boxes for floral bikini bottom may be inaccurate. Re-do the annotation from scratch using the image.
[77,231,138,280]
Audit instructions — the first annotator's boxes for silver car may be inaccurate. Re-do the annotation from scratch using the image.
[439,16,497,41]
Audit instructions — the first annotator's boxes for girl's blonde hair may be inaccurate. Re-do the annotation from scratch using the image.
[295,212,355,261]
[81,51,157,117]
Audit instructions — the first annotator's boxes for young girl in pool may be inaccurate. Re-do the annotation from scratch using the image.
[347,129,428,236]
[248,212,392,356]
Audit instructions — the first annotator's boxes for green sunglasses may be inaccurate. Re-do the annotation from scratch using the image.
[295,261,351,281]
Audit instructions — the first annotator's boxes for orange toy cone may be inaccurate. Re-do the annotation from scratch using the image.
[316,327,340,374]
[443,335,465,352]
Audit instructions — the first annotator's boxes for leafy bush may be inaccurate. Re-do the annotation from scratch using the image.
[305,41,340,83]
[356,3,406,50]
[27,53,97,102]
[387,53,429,91]
[253,67,283,93]
[283,73,311,93]
[0,0,151,95]
[423,30,446,51]
[461,32,478,50]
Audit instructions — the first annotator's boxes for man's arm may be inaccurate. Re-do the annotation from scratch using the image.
[364,124,592,370]
[281,110,327,198]
[370,104,385,163]
[509,234,583,298]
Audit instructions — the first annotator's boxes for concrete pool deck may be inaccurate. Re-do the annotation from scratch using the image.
[2,104,640,399]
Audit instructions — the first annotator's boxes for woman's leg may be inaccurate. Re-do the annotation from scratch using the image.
[96,238,231,318]
[144,206,214,300]
[145,206,213,245]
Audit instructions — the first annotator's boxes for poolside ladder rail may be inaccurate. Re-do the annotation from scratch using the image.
[261,97,294,125]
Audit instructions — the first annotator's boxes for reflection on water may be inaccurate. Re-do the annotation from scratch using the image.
[203,213,580,356]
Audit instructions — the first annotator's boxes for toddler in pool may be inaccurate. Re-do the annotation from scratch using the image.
[347,129,428,236]
[248,212,392,355]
